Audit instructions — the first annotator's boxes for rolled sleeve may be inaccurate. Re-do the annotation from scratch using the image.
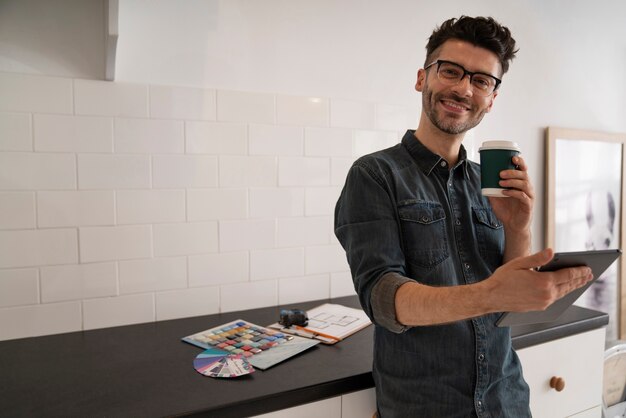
[371,271,415,333]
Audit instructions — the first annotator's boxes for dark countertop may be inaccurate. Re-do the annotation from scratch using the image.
[0,295,608,418]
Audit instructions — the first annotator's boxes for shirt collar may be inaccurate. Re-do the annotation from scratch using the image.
[401,130,470,178]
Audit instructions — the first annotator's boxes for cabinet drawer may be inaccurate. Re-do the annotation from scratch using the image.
[516,328,605,418]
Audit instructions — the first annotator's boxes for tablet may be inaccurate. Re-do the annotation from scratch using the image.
[495,249,621,327]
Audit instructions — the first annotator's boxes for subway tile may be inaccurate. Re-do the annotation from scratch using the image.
[78,154,150,189]
[187,188,247,221]
[152,155,218,188]
[277,217,330,247]
[40,262,117,303]
[276,95,329,127]
[114,118,184,154]
[153,222,218,257]
[74,79,148,117]
[82,293,154,330]
[219,219,275,252]
[0,112,32,151]
[330,157,354,186]
[330,271,356,298]
[0,268,39,307]
[0,301,81,341]
[0,229,78,268]
[305,244,350,274]
[156,286,219,321]
[305,187,341,216]
[278,274,329,305]
[217,90,275,124]
[219,156,277,187]
[278,157,330,186]
[0,192,35,229]
[249,187,304,218]
[119,257,187,294]
[37,191,115,228]
[354,129,398,157]
[188,252,249,287]
[34,114,113,153]
[250,248,304,281]
[185,121,247,155]
[220,280,277,313]
[0,153,76,190]
[249,124,303,156]
[376,103,411,131]
[116,190,185,224]
[149,85,216,120]
[0,72,73,114]
[330,98,375,129]
[304,127,352,157]
[79,225,152,263]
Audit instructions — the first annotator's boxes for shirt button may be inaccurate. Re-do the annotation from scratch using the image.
[440,161,447,167]
[464,263,470,270]
[478,353,485,361]
[448,182,452,187]
[455,219,461,226]
[477,400,483,408]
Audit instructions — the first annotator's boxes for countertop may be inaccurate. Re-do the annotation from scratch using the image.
[0,295,608,417]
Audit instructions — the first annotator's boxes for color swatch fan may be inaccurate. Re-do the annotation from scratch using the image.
[193,347,255,378]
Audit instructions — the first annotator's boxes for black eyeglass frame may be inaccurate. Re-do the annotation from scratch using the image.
[424,60,502,95]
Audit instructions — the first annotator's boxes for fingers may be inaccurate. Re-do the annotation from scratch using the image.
[499,156,534,198]
[508,248,554,270]
[553,265,593,286]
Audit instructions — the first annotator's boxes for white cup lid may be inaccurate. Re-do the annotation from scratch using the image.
[479,140,520,152]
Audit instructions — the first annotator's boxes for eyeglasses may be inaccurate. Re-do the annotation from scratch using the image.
[424,60,502,96]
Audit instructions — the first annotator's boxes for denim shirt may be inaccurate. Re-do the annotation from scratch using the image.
[334,130,530,418]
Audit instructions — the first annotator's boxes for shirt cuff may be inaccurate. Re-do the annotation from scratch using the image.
[371,272,416,333]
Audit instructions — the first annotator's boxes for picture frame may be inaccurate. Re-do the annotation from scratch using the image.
[545,127,626,340]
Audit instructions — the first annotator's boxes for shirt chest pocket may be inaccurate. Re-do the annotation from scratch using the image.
[472,207,504,264]
[397,201,449,270]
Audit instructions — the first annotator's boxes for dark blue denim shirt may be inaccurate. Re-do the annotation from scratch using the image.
[334,130,530,418]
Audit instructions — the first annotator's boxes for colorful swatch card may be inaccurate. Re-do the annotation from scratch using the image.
[193,348,255,378]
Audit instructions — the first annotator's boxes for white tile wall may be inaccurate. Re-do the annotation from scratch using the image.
[0,268,39,307]
[276,95,329,127]
[119,256,187,294]
[149,85,216,121]
[0,192,36,229]
[0,112,32,151]
[37,191,115,227]
[0,71,408,340]
[34,114,113,153]
[185,121,247,155]
[40,262,117,302]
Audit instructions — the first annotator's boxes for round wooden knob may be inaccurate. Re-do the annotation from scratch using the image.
[550,376,565,392]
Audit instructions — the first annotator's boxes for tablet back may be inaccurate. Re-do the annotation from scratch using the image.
[496,249,621,327]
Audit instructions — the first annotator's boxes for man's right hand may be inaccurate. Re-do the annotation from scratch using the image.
[482,248,594,313]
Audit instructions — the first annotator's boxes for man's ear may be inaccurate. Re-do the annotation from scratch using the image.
[485,90,498,113]
[415,69,426,92]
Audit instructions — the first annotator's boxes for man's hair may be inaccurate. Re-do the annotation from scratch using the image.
[425,16,518,75]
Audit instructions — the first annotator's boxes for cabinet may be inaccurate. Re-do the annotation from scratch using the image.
[516,327,606,418]
[255,328,605,418]
[251,388,376,418]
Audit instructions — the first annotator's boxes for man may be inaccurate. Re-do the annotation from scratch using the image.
[334,16,593,417]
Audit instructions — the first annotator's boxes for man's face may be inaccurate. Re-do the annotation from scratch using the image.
[416,40,501,135]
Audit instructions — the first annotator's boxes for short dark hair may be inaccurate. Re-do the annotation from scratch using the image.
[425,16,518,75]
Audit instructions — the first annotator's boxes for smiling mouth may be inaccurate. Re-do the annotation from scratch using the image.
[440,99,470,112]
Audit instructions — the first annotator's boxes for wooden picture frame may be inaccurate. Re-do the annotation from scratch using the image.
[545,127,626,340]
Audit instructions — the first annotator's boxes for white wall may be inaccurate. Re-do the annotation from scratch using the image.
[1,0,626,340]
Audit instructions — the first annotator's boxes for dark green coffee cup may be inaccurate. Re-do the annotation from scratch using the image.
[478,140,520,197]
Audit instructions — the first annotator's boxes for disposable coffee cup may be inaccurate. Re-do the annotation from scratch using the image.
[478,140,521,197]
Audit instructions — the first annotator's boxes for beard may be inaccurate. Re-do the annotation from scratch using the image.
[422,84,488,135]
